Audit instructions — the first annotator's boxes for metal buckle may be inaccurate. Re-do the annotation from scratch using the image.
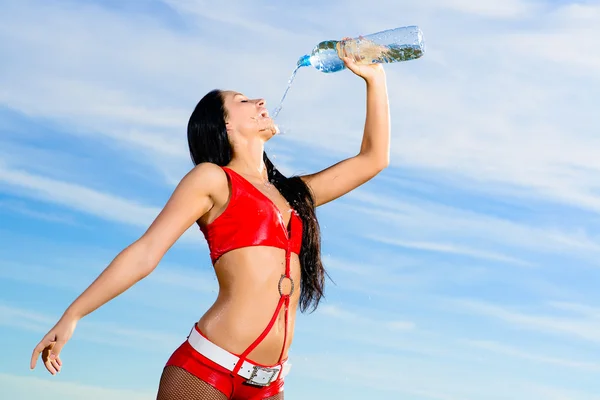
[246,365,280,387]
[278,274,295,297]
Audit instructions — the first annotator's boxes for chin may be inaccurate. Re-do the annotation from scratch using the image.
[259,126,279,141]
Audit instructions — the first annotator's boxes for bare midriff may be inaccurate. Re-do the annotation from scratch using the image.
[196,246,300,365]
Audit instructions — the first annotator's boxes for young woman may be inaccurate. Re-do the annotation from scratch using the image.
[30,56,390,400]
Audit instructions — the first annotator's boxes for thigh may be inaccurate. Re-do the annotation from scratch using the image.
[156,366,230,400]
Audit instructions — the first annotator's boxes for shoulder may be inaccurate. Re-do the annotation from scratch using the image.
[178,162,229,197]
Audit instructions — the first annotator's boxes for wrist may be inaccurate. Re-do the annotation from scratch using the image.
[364,72,386,85]
[62,308,83,322]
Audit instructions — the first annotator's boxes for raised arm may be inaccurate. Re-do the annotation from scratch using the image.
[301,57,390,207]
[30,162,226,373]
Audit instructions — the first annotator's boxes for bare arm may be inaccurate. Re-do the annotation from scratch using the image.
[63,163,224,320]
[301,59,390,207]
[31,162,226,372]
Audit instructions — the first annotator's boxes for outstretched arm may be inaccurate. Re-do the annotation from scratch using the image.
[30,162,226,373]
[301,58,390,207]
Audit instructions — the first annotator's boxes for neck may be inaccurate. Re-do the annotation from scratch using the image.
[229,138,268,180]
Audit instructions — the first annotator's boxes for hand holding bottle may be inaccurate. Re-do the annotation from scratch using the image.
[339,37,386,83]
[30,314,78,375]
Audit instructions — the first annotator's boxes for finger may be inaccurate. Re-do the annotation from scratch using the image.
[56,356,62,367]
[44,359,58,376]
[30,339,51,369]
[343,57,358,70]
[51,358,61,373]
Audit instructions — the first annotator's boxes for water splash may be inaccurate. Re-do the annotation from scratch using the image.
[272,65,301,119]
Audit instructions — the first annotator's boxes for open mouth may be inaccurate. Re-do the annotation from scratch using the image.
[259,109,270,118]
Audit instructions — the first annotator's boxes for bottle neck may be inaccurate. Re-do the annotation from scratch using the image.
[297,54,311,68]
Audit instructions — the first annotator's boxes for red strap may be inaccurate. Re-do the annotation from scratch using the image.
[278,242,291,363]
[232,295,286,376]
[277,297,289,363]
[232,224,294,375]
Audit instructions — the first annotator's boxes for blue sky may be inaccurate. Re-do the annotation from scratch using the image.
[2,0,600,399]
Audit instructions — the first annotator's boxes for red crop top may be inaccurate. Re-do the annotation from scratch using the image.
[200,167,303,263]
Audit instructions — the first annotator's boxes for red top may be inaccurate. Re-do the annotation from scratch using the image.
[200,167,303,264]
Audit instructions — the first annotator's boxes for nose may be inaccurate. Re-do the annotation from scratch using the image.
[256,98,266,107]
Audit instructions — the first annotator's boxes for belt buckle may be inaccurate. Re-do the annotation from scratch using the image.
[246,365,279,387]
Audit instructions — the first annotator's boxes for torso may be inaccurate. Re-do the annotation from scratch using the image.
[196,166,302,365]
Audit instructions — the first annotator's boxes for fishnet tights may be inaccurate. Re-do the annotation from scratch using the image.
[156,366,285,400]
[263,393,284,400]
[157,366,228,400]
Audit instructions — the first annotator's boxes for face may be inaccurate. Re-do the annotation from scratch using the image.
[221,90,278,141]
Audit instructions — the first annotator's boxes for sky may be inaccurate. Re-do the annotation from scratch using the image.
[1,0,600,399]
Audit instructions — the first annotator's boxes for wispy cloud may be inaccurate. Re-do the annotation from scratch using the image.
[343,190,600,259]
[368,236,533,266]
[291,351,599,400]
[465,339,600,372]
[2,0,600,218]
[0,303,180,351]
[0,257,216,317]
[0,373,153,400]
[421,0,540,18]
[0,165,205,245]
[2,1,600,399]
[317,304,416,332]
[451,299,600,344]
[0,165,159,227]
[0,199,79,225]
[147,264,218,293]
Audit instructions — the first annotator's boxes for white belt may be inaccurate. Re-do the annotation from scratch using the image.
[187,326,292,387]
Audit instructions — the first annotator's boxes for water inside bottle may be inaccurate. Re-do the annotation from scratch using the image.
[272,65,301,119]
[339,38,423,65]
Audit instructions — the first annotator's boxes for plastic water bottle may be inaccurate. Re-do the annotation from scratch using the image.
[297,26,425,73]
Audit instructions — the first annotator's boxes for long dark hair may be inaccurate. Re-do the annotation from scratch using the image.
[187,89,326,313]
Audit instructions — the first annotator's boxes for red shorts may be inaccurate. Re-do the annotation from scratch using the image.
[165,329,285,400]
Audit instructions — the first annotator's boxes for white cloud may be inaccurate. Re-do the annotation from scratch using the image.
[368,236,534,266]
[0,303,181,351]
[386,320,417,331]
[0,165,159,227]
[3,0,600,218]
[548,301,600,319]
[0,199,79,225]
[317,304,416,332]
[451,299,600,344]
[465,339,600,371]
[342,190,600,259]
[2,1,600,399]
[0,373,153,400]
[318,304,363,321]
[0,165,205,246]
[523,384,600,400]
[146,264,218,293]
[291,351,599,400]
[421,0,540,18]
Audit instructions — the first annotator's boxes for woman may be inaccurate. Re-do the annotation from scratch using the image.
[30,55,390,399]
